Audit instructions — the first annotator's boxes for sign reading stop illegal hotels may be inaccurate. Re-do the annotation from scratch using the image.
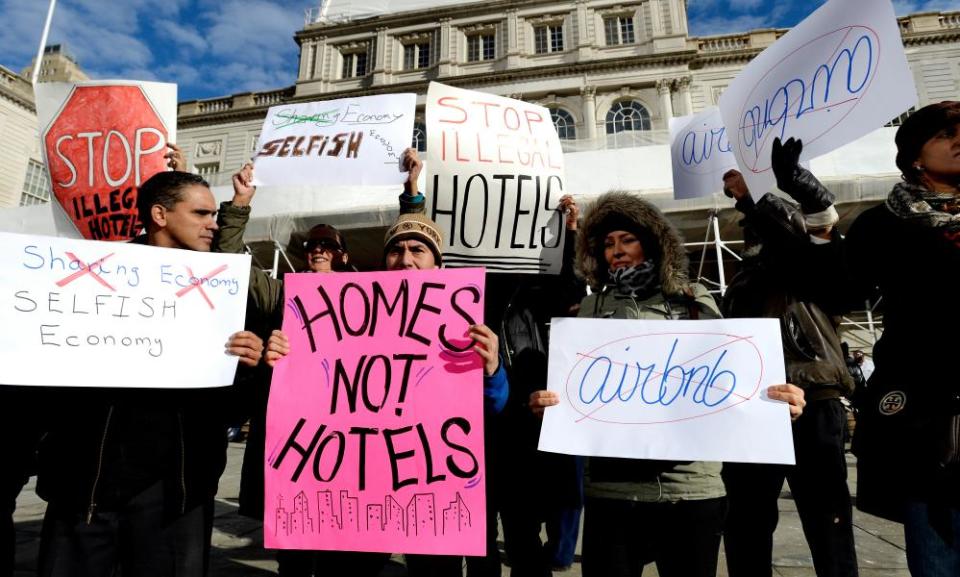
[426,82,567,275]
[252,93,416,187]
[0,231,250,389]
[35,81,177,242]
[539,318,795,465]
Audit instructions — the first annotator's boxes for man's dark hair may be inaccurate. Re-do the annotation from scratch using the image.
[136,171,210,230]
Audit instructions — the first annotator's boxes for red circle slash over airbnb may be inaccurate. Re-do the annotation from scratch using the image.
[565,332,765,425]
[42,85,169,242]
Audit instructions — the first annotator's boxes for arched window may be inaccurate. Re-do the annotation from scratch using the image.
[411,122,426,152]
[605,100,651,134]
[550,108,577,140]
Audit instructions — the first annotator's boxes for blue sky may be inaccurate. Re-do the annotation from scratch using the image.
[0,0,953,102]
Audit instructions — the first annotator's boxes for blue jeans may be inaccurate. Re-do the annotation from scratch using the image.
[904,502,960,577]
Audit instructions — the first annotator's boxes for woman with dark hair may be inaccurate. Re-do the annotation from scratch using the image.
[845,101,960,576]
[530,191,804,577]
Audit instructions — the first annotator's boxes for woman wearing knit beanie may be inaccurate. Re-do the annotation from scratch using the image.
[845,101,960,576]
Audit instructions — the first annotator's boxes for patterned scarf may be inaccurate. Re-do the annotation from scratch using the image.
[609,261,659,299]
[886,181,960,232]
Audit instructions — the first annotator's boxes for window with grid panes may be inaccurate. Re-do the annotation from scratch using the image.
[550,108,576,140]
[604,15,635,45]
[534,24,564,54]
[467,33,496,62]
[403,42,431,70]
[341,50,369,78]
[19,159,50,206]
[605,101,651,133]
[412,122,427,152]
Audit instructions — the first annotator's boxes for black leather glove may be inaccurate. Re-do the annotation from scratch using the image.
[771,136,802,192]
[771,137,834,213]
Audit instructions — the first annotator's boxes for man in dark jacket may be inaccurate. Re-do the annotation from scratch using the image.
[492,195,586,577]
[720,138,858,577]
[36,171,264,577]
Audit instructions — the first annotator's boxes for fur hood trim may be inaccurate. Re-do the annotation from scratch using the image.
[576,191,690,294]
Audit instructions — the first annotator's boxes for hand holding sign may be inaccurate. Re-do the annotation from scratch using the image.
[539,318,795,464]
[265,268,488,555]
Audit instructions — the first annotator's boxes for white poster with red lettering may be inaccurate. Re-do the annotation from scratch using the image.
[426,83,567,274]
[35,81,177,242]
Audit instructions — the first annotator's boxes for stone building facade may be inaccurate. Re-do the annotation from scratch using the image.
[175,2,960,183]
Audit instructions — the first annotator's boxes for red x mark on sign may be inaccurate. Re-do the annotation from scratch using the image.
[56,252,116,291]
[175,264,229,310]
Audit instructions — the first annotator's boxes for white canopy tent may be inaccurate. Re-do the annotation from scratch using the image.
[0,127,900,272]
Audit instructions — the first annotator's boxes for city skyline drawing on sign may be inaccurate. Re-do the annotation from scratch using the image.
[274,490,472,537]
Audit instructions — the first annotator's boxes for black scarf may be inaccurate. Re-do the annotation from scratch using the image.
[609,261,659,299]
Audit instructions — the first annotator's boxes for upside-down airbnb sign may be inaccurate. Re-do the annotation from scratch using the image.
[717,0,916,197]
[36,81,177,241]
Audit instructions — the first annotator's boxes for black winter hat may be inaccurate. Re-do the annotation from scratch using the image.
[895,101,960,183]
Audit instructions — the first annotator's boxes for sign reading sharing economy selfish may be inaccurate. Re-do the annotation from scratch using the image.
[718,0,917,198]
[539,318,795,465]
[0,231,251,389]
[265,268,488,555]
[426,82,567,275]
[252,93,416,187]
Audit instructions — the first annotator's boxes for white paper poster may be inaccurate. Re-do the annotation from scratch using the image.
[0,232,251,388]
[669,107,738,200]
[718,0,917,197]
[426,82,567,274]
[253,93,417,187]
[539,318,794,465]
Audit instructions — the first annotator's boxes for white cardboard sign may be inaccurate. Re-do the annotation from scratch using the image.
[426,82,566,274]
[669,107,738,200]
[718,0,917,197]
[253,94,417,187]
[539,318,795,465]
[0,232,251,388]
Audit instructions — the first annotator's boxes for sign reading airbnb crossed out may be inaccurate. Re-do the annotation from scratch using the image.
[426,83,567,274]
[36,81,177,242]
[717,0,916,197]
[539,318,795,465]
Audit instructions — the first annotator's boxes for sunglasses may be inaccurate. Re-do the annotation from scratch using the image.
[303,238,343,253]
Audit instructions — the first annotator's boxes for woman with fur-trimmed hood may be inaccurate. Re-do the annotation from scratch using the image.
[530,191,804,577]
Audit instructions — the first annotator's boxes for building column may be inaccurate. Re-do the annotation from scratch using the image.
[581,86,598,140]
[373,26,389,85]
[657,79,673,124]
[678,76,693,116]
[297,39,313,80]
[438,17,453,75]
[506,9,521,68]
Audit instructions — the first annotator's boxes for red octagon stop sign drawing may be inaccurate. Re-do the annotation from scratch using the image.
[42,85,169,241]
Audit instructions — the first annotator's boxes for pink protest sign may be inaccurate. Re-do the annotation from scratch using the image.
[264,268,487,555]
